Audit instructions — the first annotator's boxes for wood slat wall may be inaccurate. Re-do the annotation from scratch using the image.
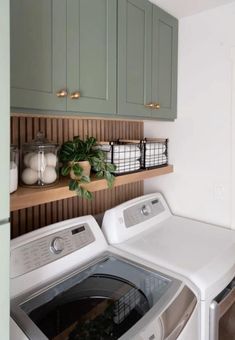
[11,114,144,238]
[10,182,143,238]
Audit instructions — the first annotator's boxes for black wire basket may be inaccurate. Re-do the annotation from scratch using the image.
[140,138,168,169]
[98,140,142,175]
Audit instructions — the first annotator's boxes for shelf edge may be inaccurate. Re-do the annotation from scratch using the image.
[10,165,173,211]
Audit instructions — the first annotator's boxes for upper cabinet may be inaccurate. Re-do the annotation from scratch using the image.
[152,7,178,120]
[118,0,152,118]
[11,0,117,115]
[10,0,178,120]
[10,0,67,111]
[118,0,178,119]
[67,0,116,114]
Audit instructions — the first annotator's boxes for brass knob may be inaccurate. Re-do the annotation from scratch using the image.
[70,91,81,100]
[144,103,155,109]
[56,89,68,98]
[154,103,160,109]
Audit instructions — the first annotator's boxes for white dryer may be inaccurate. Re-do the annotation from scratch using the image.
[11,215,198,340]
[102,193,235,340]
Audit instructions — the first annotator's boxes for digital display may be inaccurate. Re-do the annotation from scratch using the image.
[72,226,85,235]
[152,199,159,205]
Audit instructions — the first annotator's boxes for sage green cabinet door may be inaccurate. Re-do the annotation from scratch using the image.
[10,0,67,111]
[0,0,9,222]
[151,7,178,120]
[118,0,152,117]
[67,0,116,115]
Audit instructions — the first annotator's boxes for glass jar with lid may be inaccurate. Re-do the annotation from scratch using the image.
[21,132,59,187]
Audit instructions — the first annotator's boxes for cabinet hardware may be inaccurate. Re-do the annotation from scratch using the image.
[144,103,155,109]
[56,89,68,98]
[154,103,160,109]
[70,91,81,100]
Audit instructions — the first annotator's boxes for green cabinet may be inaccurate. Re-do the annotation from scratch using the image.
[11,0,67,111]
[11,0,178,120]
[118,0,152,118]
[152,7,178,120]
[67,0,116,114]
[11,0,116,115]
[0,0,10,338]
[1,0,10,222]
[118,0,178,120]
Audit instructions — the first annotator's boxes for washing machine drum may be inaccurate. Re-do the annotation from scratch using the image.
[27,274,150,340]
[12,256,173,340]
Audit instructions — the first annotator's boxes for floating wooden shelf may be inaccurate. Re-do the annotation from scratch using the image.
[10,165,173,211]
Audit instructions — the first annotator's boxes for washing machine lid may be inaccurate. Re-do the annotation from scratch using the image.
[11,254,183,340]
[113,216,235,300]
[102,194,235,300]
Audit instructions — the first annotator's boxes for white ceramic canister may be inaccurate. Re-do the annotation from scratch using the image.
[10,145,19,193]
[21,132,59,187]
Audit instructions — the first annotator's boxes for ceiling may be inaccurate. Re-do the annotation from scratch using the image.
[149,0,235,18]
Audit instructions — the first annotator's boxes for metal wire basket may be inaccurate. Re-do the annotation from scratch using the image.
[98,140,142,175]
[141,138,168,169]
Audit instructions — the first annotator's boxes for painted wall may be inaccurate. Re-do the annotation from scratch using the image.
[144,2,235,228]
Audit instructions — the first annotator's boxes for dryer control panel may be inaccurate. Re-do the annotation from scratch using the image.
[102,193,171,244]
[11,223,95,278]
[123,198,165,228]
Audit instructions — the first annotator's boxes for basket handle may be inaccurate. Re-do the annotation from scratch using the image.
[143,138,167,143]
[118,139,140,144]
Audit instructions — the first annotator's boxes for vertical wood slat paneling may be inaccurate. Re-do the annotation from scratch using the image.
[11,114,144,238]
[11,182,144,237]
[11,114,144,146]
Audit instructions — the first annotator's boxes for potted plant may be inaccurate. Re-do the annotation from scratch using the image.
[59,136,116,200]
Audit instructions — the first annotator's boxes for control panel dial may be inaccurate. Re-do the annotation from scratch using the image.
[141,204,151,216]
[50,237,65,254]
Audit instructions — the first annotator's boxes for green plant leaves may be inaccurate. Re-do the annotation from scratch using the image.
[68,179,79,191]
[79,176,90,184]
[68,179,93,200]
[80,188,93,200]
[60,136,117,200]
[61,165,70,176]
[95,171,104,179]
[72,163,83,177]
[105,162,116,172]
[104,171,115,188]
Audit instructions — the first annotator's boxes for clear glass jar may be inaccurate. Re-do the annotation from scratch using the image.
[21,132,59,187]
[10,145,19,193]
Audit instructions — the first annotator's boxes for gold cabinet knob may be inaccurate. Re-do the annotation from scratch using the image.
[144,103,155,109]
[70,91,81,99]
[154,103,160,109]
[56,89,68,98]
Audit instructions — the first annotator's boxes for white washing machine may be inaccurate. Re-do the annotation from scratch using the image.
[102,193,235,340]
[10,215,199,340]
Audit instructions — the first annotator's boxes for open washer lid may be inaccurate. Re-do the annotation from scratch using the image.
[102,193,235,301]
[11,254,184,340]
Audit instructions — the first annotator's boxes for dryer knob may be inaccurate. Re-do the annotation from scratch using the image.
[50,237,65,254]
[141,204,151,216]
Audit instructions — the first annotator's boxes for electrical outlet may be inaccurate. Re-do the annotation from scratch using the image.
[213,184,225,200]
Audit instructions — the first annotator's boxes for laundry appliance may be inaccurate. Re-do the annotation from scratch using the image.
[10,215,198,340]
[102,193,235,340]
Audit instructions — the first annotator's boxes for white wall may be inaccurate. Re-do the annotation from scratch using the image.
[144,2,235,227]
